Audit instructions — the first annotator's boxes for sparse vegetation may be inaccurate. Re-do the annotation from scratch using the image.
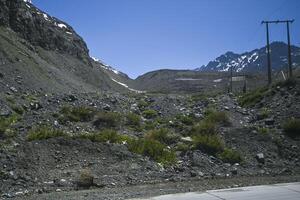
[76,129,177,165]
[27,125,67,141]
[175,143,190,152]
[142,109,158,119]
[77,129,129,143]
[93,111,121,129]
[192,134,224,155]
[259,108,270,119]
[5,95,15,104]
[60,106,95,122]
[125,112,141,129]
[143,120,159,130]
[145,128,179,145]
[77,169,94,188]
[137,100,150,110]
[218,148,243,164]
[190,120,216,136]
[128,138,177,165]
[175,114,195,125]
[205,109,230,125]
[258,127,269,135]
[239,87,269,107]
[189,109,229,136]
[0,115,18,138]
[283,118,300,138]
[11,104,25,115]
[191,93,209,102]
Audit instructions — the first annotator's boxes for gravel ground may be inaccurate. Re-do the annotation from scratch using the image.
[14,175,300,200]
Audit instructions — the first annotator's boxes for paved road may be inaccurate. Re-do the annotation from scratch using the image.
[133,182,300,200]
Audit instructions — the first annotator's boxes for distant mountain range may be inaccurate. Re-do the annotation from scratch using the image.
[196,42,300,73]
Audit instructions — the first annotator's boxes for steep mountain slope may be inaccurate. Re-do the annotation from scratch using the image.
[0,0,131,93]
[196,42,300,72]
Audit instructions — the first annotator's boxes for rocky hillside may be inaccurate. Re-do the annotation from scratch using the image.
[0,0,133,93]
[196,42,300,73]
[0,76,299,199]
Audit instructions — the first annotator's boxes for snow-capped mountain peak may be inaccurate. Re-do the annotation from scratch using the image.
[196,42,300,73]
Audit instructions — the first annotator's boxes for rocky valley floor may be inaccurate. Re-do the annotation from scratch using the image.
[0,78,300,199]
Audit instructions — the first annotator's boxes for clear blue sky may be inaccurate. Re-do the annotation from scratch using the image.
[33,0,300,78]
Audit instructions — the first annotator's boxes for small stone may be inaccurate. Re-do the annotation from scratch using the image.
[265,118,275,126]
[9,87,18,93]
[256,153,265,164]
[231,168,238,175]
[190,171,197,177]
[54,120,59,127]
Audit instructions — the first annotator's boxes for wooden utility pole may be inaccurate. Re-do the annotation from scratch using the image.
[261,20,294,84]
[286,20,294,78]
[230,65,233,92]
[262,21,272,85]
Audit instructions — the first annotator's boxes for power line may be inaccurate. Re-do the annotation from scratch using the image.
[261,19,294,85]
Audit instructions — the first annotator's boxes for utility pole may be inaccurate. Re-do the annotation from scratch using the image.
[230,65,233,92]
[262,21,272,85]
[261,20,294,84]
[286,20,294,78]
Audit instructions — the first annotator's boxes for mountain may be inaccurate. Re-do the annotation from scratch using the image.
[133,69,231,93]
[196,42,300,73]
[0,0,133,93]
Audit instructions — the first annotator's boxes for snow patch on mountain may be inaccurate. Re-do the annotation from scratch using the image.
[111,78,145,93]
[91,57,120,75]
[23,2,73,36]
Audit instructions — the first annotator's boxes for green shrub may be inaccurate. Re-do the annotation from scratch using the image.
[93,112,121,129]
[60,106,95,122]
[77,169,94,188]
[137,100,150,110]
[283,118,300,138]
[128,138,176,165]
[27,125,67,141]
[5,95,15,104]
[175,143,190,152]
[143,121,159,130]
[176,114,195,125]
[190,120,216,136]
[218,148,243,164]
[0,116,17,137]
[191,93,209,102]
[238,87,268,107]
[258,108,270,119]
[142,109,158,119]
[206,110,230,125]
[192,134,224,155]
[126,113,141,128]
[11,104,25,115]
[145,128,179,145]
[258,127,269,135]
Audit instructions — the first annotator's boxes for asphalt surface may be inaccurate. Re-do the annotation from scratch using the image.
[133,182,300,200]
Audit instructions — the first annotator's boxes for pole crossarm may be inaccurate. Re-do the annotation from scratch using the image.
[262,20,294,24]
[261,19,295,83]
